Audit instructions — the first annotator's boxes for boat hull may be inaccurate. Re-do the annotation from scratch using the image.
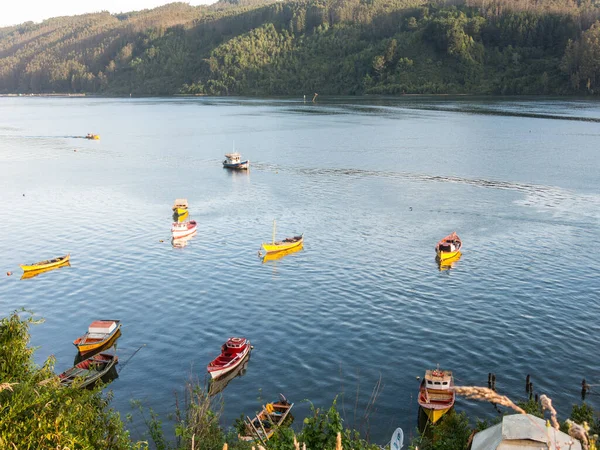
[20,254,70,272]
[223,161,249,170]
[208,344,251,379]
[261,236,303,254]
[59,353,118,388]
[421,405,451,424]
[171,221,197,238]
[436,249,461,261]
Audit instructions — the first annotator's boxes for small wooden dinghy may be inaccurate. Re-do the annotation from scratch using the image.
[207,337,251,379]
[20,254,70,272]
[418,367,455,424]
[59,353,118,388]
[172,198,189,216]
[73,320,122,355]
[209,352,250,396]
[20,261,70,279]
[171,220,197,238]
[435,232,462,261]
[261,244,303,263]
[239,394,294,442]
[223,152,249,170]
[261,220,303,254]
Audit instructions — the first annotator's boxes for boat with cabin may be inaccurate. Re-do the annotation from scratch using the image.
[73,320,122,355]
[435,232,462,261]
[223,152,249,170]
[260,220,303,254]
[207,337,252,379]
[172,198,189,216]
[59,352,118,388]
[171,220,197,239]
[418,367,455,424]
[20,254,70,272]
[239,394,294,442]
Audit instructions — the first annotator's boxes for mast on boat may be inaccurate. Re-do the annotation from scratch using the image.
[272,220,276,244]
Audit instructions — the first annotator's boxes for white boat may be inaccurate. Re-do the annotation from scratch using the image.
[223,152,249,170]
[207,337,252,379]
[171,220,197,238]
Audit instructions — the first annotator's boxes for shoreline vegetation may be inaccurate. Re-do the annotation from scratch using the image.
[3,0,600,97]
[2,310,598,449]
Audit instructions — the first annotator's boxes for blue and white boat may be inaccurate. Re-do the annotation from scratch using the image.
[223,152,249,170]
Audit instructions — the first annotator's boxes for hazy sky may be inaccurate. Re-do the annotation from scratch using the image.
[1,0,213,27]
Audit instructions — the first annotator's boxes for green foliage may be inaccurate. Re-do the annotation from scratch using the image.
[517,397,544,418]
[0,0,599,95]
[560,403,600,437]
[0,310,143,450]
[410,410,472,450]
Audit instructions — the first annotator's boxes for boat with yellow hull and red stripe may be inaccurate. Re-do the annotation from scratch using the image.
[418,367,455,424]
[20,254,70,272]
[73,320,122,355]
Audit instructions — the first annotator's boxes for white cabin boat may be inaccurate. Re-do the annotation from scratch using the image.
[223,153,249,170]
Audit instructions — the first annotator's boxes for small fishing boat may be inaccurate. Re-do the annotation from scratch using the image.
[223,152,249,170]
[207,337,252,379]
[418,367,455,424]
[20,261,70,280]
[172,198,189,216]
[435,232,462,261]
[20,254,70,272]
[209,352,250,396]
[438,252,461,271]
[260,220,303,254]
[85,133,100,140]
[171,220,197,238]
[59,353,118,388]
[239,394,294,442]
[73,320,122,355]
[261,244,303,263]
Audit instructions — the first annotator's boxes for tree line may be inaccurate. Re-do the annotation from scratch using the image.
[1,0,600,96]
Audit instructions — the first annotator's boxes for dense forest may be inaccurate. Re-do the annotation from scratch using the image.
[2,0,600,96]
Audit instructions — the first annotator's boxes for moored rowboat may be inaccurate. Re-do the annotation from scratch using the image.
[435,232,462,261]
[207,337,251,379]
[73,320,122,355]
[20,254,70,272]
[239,395,294,442]
[59,353,118,388]
[261,235,303,254]
[172,198,188,216]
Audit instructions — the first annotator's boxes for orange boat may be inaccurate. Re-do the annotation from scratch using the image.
[435,232,462,261]
[73,320,121,355]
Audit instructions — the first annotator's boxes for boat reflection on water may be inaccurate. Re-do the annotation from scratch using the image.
[208,353,250,396]
[437,252,461,271]
[20,262,71,280]
[172,231,197,248]
[261,244,303,263]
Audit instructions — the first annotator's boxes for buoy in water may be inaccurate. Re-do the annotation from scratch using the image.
[7,271,12,276]
[159,240,164,243]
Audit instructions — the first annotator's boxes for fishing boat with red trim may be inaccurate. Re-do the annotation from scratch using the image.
[418,367,455,424]
[435,232,462,262]
[207,337,252,379]
[171,220,197,239]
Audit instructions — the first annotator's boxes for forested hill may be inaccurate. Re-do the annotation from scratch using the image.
[2,0,600,96]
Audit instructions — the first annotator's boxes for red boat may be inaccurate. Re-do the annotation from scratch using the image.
[207,337,251,379]
[171,220,197,238]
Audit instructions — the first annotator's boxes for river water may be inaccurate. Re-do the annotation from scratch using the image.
[0,96,598,445]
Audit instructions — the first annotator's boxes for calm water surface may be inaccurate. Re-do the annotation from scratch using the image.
[0,96,599,444]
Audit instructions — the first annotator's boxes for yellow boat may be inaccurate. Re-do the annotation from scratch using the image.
[438,252,461,271]
[435,232,462,261]
[261,220,303,254]
[73,320,122,355]
[172,198,188,216]
[262,244,303,262]
[85,134,100,140]
[20,262,70,279]
[20,254,70,272]
[174,210,189,222]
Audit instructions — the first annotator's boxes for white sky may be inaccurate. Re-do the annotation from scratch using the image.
[1,0,214,28]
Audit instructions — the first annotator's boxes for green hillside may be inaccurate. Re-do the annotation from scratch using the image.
[1,0,600,95]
